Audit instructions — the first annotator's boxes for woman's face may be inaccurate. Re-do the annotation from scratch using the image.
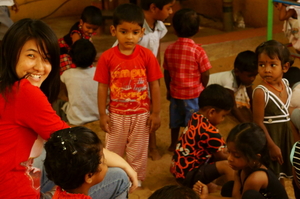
[15,39,51,87]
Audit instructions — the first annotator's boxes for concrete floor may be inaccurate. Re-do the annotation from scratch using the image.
[43,15,295,199]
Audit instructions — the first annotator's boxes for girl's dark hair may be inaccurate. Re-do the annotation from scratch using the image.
[44,126,103,191]
[141,0,174,10]
[226,123,269,168]
[172,8,199,38]
[148,185,200,199]
[81,6,102,26]
[199,84,234,111]
[0,18,60,103]
[255,40,290,69]
[113,3,144,28]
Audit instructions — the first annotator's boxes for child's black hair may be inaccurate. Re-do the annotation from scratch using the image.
[141,0,174,10]
[44,126,103,191]
[148,185,200,199]
[81,5,102,26]
[255,40,290,68]
[69,39,96,68]
[113,3,144,28]
[172,8,200,38]
[199,84,234,111]
[234,50,258,72]
[226,123,270,168]
[283,66,300,88]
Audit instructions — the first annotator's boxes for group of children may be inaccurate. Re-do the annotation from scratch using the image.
[41,1,300,199]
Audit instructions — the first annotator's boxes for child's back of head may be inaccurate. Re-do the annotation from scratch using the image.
[113,3,144,28]
[140,0,175,10]
[283,66,300,88]
[44,126,103,191]
[69,39,96,68]
[199,84,234,111]
[234,50,257,73]
[172,8,200,38]
[81,5,102,26]
[148,185,200,199]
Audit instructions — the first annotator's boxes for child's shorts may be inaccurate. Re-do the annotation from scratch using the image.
[169,97,199,129]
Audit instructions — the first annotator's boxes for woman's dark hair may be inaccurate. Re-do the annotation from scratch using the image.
[255,40,290,69]
[0,18,60,103]
[81,6,102,26]
[173,8,200,38]
[199,84,234,111]
[148,185,200,199]
[44,126,103,191]
[113,3,144,28]
[226,123,269,168]
[69,39,96,68]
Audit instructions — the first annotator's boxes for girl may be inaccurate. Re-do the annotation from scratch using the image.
[193,123,288,199]
[252,40,293,181]
[59,5,102,74]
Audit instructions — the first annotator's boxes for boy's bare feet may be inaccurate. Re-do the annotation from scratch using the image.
[149,147,162,160]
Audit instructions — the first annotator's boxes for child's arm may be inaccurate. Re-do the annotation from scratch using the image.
[201,70,210,88]
[98,82,111,133]
[58,81,68,102]
[241,170,268,195]
[148,79,161,133]
[212,150,228,161]
[275,3,296,21]
[71,32,81,45]
[164,69,171,100]
[253,89,283,164]
[103,148,138,193]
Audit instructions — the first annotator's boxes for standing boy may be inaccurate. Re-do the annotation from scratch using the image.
[170,84,234,188]
[94,3,163,186]
[164,8,211,152]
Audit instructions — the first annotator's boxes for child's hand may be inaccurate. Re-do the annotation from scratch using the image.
[269,144,283,165]
[147,113,161,133]
[99,114,111,133]
[193,181,209,199]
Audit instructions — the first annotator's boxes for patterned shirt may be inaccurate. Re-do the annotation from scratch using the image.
[170,113,226,180]
[163,38,212,99]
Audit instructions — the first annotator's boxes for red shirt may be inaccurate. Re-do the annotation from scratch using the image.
[0,79,69,198]
[163,38,212,99]
[94,45,163,115]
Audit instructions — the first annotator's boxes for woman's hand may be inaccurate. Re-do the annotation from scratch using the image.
[193,181,209,199]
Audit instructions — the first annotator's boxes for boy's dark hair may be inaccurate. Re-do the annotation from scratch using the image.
[172,8,199,38]
[81,5,102,26]
[255,40,290,68]
[141,0,174,10]
[234,50,257,72]
[199,84,234,111]
[113,3,144,27]
[226,123,270,168]
[148,185,200,199]
[44,126,103,191]
[283,66,300,88]
[69,39,96,68]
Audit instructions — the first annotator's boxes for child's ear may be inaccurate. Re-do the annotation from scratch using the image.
[150,3,158,13]
[85,173,94,184]
[140,27,145,37]
[208,108,216,117]
[110,25,116,36]
[234,68,240,76]
[79,19,83,26]
[282,61,290,73]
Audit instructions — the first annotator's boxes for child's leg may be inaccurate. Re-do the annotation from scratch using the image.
[126,112,150,181]
[149,132,161,160]
[169,127,180,152]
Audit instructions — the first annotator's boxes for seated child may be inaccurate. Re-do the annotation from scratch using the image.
[283,66,300,108]
[170,84,234,188]
[290,140,300,199]
[149,184,200,199]
[164,8,211,152]
[56,39,99,125]
[207,50,258,123]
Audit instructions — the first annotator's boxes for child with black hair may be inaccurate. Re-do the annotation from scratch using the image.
[170,84,234,189]
[149,185,200,199]
[208,50,258,123]
[193,123,288,199]
[59,5,102,74]
[164,8,211,152]
[94,3,163,187]
[44,126,138,198]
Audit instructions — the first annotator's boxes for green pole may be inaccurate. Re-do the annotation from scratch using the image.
[267,0,273,40]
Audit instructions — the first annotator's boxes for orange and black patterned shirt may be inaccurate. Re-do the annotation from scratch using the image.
[170,113,226,180]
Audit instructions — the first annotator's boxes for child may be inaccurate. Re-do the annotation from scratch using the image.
[290,140,300,199]
[283,66,300,108]
[59,5,102,74]
[149,184,200,199]
[207,50,258,123]
[58,39,99,125]
[164,8,211,152]
[44,126,137,198]
[170,84,234,188]
[193,123,288,199]
[252,40,293,181]
[94,3,163,186]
